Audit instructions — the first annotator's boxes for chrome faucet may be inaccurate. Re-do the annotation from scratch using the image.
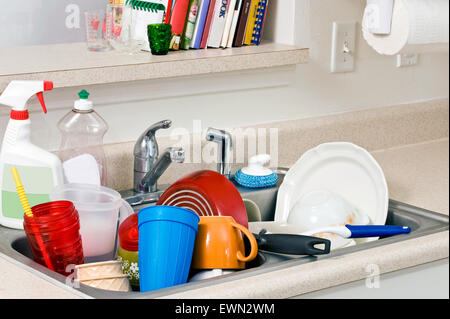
[134,120,185,193]
[205,128,233,179]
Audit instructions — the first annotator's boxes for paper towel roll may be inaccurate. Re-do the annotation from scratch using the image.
[363,0,449,55]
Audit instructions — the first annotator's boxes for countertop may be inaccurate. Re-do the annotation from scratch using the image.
[0,101,448,299]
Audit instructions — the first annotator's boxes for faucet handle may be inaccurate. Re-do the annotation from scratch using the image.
[168,147,186,163]
[140,147,186,192]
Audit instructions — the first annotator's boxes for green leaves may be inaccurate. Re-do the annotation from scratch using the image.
[125,0,166,13]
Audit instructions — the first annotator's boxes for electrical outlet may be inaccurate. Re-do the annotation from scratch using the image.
[396,54,419,67]
[331,21,356,73]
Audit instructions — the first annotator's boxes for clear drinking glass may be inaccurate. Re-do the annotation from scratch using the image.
[85,10,111,52]
[106,3,141,54]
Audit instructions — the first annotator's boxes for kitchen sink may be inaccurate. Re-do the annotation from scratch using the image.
[0,169,448,299]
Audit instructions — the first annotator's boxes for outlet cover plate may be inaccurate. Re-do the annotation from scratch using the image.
[331,21,356,73]
[396,54,419,67]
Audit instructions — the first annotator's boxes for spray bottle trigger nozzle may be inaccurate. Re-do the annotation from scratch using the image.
[36,92,47,114]
[35,81,53,114]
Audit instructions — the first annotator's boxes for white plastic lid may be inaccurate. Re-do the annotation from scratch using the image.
[74,90,93,111]
[241,154,274,177]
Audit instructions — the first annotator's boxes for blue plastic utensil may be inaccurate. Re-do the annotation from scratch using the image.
[302,224,411,239]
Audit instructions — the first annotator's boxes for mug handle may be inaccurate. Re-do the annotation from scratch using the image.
[231,221,259,263]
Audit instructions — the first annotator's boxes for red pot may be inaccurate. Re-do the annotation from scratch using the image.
[157,170,248,228]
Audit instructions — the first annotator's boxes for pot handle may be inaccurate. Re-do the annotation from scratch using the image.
[231,221,259,263]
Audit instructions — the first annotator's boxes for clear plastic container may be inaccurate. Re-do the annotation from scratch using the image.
[58,90,109,186]
[50,183,134,263]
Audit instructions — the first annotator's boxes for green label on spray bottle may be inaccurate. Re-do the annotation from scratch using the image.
[2,164,54,220]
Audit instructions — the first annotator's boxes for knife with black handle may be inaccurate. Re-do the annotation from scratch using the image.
[253,230,331,255]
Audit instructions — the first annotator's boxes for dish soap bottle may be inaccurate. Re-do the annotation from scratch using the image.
[0,80,64,229]
[58,90,109,186]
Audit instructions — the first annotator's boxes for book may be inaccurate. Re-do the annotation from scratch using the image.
[226,0,243,48]
[232,0,251,47]
[180,0,200,49]
[207,0,231,48]
[243,0,258,45]
[190,0,211,49]
[250,0,269,45]
[220,0,237,48]
[199,0,217,48]
[169,0,190,50]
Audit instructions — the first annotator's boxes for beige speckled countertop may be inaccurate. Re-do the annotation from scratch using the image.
[0,42,308,91]
[0,99,448,299]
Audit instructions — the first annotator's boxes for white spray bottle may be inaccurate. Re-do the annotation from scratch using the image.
[0,80,63,229]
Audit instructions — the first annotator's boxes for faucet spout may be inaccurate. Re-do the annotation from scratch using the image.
[140,147,185,192]
[134,120,172,192]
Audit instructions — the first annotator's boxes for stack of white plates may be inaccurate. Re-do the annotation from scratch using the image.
[273,142,389,248]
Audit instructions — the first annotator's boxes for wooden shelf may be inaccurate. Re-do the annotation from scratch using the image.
[0,42,308,91]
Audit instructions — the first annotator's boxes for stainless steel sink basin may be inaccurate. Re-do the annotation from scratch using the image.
[0,170,448,299]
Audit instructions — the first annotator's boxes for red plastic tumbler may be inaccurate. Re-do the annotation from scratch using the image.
[23,201,84,276]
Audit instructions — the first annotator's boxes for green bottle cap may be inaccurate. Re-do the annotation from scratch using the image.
[78,90,90,100]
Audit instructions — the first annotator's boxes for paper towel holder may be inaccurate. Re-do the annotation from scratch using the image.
[365,0,394,35]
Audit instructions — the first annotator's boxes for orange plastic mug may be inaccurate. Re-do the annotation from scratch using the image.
[191,216,258,270]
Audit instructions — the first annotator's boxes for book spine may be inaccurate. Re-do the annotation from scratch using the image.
[207,0,230,48]
[169,0,190,50]
[232,0,251,47]
[191,0,210,49]
[243,0,258,45]
[226,0,242,48]
[251,0,268,45]
[200,0,217,48]
[220,0,237,48]
[181,0,200,49]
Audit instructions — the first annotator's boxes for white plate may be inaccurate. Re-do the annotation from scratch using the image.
[274,142,389,242]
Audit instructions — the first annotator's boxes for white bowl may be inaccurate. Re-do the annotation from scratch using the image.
[287,189,370,232]
[189,269,237,282]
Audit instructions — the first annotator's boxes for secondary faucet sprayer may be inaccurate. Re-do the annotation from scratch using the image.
[0,80,64,229]
[205,128,233,179]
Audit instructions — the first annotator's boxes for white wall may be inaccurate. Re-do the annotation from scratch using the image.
[0,0,448,152]
[0,0,107,48]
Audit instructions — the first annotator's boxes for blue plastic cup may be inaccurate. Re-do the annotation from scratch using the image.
[138,206,200,292]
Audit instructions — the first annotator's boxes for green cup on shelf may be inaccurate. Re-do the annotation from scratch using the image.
[147,23,172,55]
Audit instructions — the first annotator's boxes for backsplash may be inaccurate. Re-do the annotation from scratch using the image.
[103,98,449,191]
